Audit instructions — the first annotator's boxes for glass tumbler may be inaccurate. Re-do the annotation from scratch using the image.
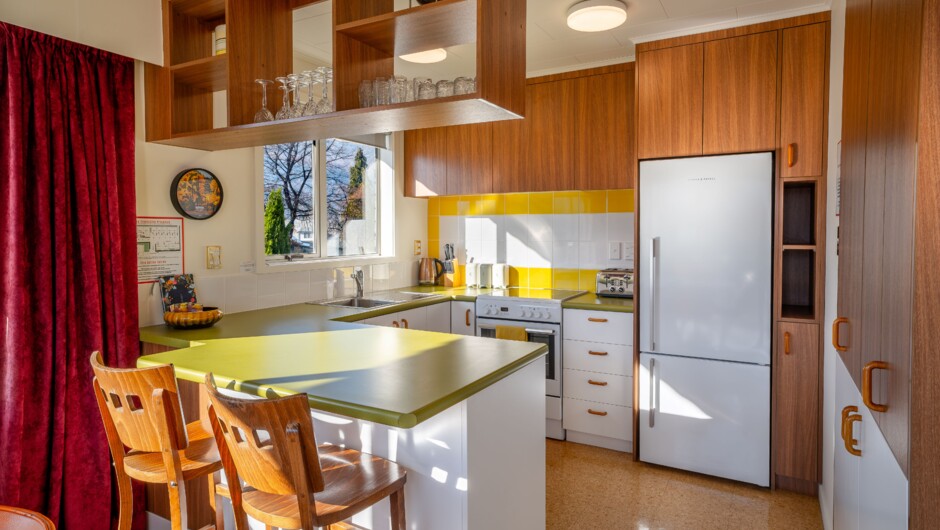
[436,79,455,98]
[359,79,374,108]
[415,77,435,100]
[373,77,391,106]
[390,75,408,104]
[454,76,473,95]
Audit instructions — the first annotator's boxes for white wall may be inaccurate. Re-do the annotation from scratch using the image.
[820,1,846,528]
[133,63,428,326]
[0,0,162,64]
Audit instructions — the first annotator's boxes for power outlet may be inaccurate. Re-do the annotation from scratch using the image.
[414,240,422,256]
[609,242,622,260]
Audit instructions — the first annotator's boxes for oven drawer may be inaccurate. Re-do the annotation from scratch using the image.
[563,340,632,376]
[563,369,632,408]
[563,309,632,345]
[563,398,632,441]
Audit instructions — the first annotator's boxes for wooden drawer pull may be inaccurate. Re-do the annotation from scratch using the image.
[587,409,608,417]
[465,309,471,327]
[401,318,409,329]
[787,143,796,167]
[588,350,609,356]
[784,332,791,355]
[863,361,889,412]
[832,317,848,352]
[587,317,608,323]
[392,321,400,328]
[841,405,862,457]
[588,379,608,386]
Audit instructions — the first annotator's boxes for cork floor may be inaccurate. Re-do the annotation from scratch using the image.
[546,440,823,530]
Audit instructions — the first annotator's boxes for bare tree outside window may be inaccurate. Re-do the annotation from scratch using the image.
[324,139,377,257]
[263,141,315,254]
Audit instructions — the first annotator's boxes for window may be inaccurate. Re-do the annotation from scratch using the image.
[261,138,382,263]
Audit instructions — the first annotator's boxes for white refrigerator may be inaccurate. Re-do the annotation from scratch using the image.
[638,153,773,487]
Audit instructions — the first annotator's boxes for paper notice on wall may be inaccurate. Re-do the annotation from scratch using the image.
[137,217,184,283]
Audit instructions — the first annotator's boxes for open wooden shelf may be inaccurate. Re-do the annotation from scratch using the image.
[154,95,520,151]
[335,0,476,56]
[172,0,225,20]
[171,55,228,91]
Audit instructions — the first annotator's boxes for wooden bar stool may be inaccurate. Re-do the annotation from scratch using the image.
[204,374,407,530]
[0,506,55,529]
[90,352,225,530]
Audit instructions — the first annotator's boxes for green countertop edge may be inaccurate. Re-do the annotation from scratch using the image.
[139,340,547,429]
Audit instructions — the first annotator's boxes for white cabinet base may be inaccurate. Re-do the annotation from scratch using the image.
[566,430,633,453]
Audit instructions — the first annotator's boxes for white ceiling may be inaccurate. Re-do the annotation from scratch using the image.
[293,0,830,79]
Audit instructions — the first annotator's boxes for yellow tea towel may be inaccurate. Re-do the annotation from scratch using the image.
[496,325,528,341]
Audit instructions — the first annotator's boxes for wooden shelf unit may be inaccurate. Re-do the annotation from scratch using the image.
[145,0,525,151]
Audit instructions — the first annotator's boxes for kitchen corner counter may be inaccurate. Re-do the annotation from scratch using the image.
[562,293,635,313]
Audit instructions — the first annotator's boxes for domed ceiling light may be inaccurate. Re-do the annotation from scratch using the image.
[566,0,628,32]
[399,48,448,63]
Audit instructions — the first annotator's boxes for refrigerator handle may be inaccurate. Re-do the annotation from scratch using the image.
[649,237,660,351]
[649,358,657,428]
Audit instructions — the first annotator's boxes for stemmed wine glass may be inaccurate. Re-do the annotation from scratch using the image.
[275,77,291,120]
[288,74,306,119]
[253,79,274,123]
[314,67,333,114]
[302,70,319,116]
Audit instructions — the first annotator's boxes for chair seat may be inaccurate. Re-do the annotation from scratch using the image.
[240,444,407,529]
[123,421,222,483]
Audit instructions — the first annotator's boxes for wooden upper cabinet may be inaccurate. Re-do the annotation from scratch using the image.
[637,44,704,159]
[492,119,527,193]
[576,69,633,189]
[774,322,820,484]
[703,32,778,154]
[780,23,827,177]
[446,122,493,195]
[525,78,578,191]
[404,127,447,197]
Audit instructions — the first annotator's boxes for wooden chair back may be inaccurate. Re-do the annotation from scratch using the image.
[0,505,56,529]
[204,374,325,497]
[89,351,188,453]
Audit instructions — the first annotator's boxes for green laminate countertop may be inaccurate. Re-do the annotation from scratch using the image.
[138,328,546,428]
[562,293,634,313]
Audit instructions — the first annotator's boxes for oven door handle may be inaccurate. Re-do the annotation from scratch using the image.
[477,325,557,337]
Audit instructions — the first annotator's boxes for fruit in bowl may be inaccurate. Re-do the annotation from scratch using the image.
[163,304,223,329]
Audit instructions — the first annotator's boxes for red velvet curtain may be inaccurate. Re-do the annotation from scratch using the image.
[0,23,140,529]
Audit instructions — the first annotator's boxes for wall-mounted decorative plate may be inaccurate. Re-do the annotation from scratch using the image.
[170,168,223,220]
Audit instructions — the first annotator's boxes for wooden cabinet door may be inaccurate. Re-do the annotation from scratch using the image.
[404,127,447,197]
[637,44,704,159]
[780,23,827,177]
[525,78,577,191]
[774,322,820,483]
[703,32,778,154]
[576,69,632,189]
[446,122,493,195]
[492,118,527,193]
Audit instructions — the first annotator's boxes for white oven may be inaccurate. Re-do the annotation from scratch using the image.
[476,318,562,398]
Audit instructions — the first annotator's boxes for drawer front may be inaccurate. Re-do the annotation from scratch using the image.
[564,309,632,345]
[563,398,632,441]
[563,340,632,376]
[563,369,632,408]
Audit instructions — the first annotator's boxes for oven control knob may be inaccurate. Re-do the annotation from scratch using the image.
[521,309,530,318]
[544,311,551,320]
[534,310,543,319]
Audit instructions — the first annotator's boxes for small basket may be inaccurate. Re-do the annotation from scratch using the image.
[163,307,223,329]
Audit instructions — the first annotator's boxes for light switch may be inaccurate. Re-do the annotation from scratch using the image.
[609,242,622,260]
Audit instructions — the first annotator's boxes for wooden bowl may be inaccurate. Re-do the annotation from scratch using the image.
[163,307,223,329]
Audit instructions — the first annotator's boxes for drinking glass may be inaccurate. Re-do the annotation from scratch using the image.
[288,74,306,118]
[314,67,334,114]
[373,77,390,106]
[253,79,274,123]
[469,77,477,93]
[275,76,291,120]
[415,77,434,100]
[405,78,415,102]
[436,79,454,98]
[359,79,374,108]
[454,76,473,95]
[390,75,408,104]
[302,71,318,116]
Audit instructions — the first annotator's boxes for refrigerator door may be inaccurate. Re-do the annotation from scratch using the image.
[639,153,773,365]
[639,352,770,487]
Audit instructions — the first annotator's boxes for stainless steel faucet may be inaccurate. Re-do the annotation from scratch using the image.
[351,267,364,298]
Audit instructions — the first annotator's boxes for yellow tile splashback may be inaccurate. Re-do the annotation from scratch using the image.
[505,193,529,215]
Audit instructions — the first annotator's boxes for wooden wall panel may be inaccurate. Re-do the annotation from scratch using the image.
[525,78,577,191]
[637,44,704,159]
[576,70,629,189]
[491,119,527,193]
[446,122,493,195]
[703,31,777,154]
[404,128,447,197]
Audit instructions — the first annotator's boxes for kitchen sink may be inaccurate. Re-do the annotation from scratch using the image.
[316,298,396,308]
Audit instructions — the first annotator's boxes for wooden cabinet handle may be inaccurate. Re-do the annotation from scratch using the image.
[588,379,608,386]
[392,321,400,328]
[832,317,848,352]
[841,405,862,456]
[465,309,471,327]
[784,332,791,355]
[787,143,796,167]
[863,361,889,412]
[588,317,608,323]
[587,409,608,416]
[588,350,608,356]
[401,318,409,329]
